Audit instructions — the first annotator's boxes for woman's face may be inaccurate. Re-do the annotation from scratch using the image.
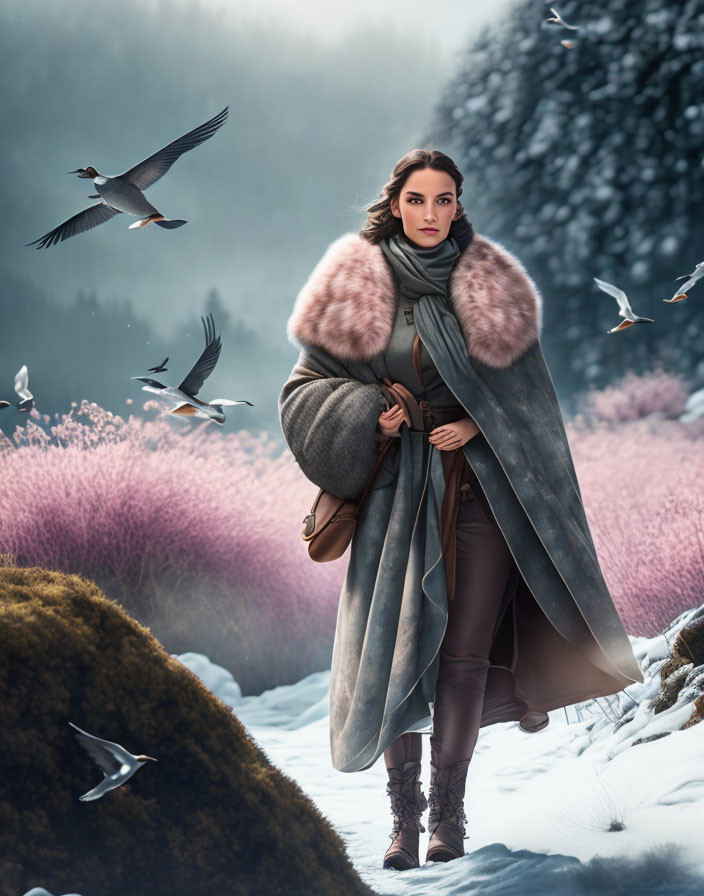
[390,167,460,248]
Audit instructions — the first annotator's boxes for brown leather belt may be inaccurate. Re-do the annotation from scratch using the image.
[417,401,467,432]
[379,379,466,433]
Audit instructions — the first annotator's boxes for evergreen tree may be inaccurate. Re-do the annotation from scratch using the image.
[427,0,704,407]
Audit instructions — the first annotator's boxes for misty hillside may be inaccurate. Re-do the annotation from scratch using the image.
[1,0,446,352]
[0,270,283,436]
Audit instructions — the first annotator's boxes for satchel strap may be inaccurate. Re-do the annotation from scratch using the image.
[358,376,424,511]
[380,378,424,431]
[357,436,393,512]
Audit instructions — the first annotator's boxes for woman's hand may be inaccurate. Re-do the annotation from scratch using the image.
[428,417,480,450]
[378,403,405,437]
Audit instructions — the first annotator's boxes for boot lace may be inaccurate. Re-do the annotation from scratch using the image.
[428,771,469,840]
[387,780,428,839]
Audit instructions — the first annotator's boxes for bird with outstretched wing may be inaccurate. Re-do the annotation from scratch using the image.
[27,106,229,248]
[131,313,253,425]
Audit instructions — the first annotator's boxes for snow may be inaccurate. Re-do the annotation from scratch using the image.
[681,388,704,422]
[660,235,680,255]
[464,94,489,115]
[170,605,704,895]
[25,608,704,895]
[176,651,243,705]
[23,889,82,896]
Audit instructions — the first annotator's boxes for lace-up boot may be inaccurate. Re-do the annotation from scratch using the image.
[425,748,470,863]
[382,760,428,870]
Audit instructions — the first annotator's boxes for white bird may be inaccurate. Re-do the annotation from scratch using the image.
[69,721,157,801]
[0,364,34,412]
[546,6,579,29]
[132,312,253,425]
[593,277,655,332]
[27,106,228,248]
[561,39,576,49]
[665,261,704,303]
[22,889,83,896]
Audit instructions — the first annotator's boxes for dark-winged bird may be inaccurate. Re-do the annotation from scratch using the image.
[27,106,229,248]
[131,312,253,424]
[148,357,169,373]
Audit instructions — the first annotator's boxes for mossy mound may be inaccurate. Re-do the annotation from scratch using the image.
[652,663,693,714]
[0,567,376,896]
[671,615,704,667]
[657,614,704,713]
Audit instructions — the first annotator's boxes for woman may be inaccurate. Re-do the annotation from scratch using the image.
[278,150,643,870]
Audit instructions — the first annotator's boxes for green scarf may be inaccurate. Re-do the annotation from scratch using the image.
[379,230,460,301]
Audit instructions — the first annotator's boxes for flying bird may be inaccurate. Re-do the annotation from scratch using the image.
[0,365,34,412]
[664,261,704,303]
[148,357,169,373]
[69,721,157,801]
[27,106,229,249]
[593,277,655,332]
[546,6,579,29]
[132,312,253,425]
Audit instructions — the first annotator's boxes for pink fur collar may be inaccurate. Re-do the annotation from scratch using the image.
[286,231,543,368]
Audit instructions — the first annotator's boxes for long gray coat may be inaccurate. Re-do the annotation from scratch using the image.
[279,230,644,773]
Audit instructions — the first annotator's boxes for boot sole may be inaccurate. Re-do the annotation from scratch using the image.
[383,847,419,870]
[426,847,463,862]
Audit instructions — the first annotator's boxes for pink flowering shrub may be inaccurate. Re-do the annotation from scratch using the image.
[0,401,347,693]
[575,365,691,425]
[567,371,704,636]
[1,366,701,690]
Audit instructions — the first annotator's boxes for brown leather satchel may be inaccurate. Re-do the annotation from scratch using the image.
[301,437,393,562]
[301,378,410,563]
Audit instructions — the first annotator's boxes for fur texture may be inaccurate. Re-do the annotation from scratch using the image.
[287,231,544,368]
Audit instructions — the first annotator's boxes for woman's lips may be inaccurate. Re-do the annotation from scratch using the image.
[420,228,438,233]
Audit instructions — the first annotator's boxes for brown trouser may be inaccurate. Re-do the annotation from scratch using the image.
[384,442,515,771]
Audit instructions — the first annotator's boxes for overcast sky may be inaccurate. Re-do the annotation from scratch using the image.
[195,0,515,54]
[3,0,520,345]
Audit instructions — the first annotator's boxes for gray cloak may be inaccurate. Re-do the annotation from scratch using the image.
[279,230,645,773]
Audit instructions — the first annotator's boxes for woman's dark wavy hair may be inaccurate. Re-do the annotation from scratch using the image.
[359,149,469,245]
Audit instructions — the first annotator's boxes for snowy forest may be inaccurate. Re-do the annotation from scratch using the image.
[427,0,704,401]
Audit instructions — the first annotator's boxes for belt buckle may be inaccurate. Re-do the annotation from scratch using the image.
[420,399,435,431]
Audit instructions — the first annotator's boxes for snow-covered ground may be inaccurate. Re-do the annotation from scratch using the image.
[177,606,704,896]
